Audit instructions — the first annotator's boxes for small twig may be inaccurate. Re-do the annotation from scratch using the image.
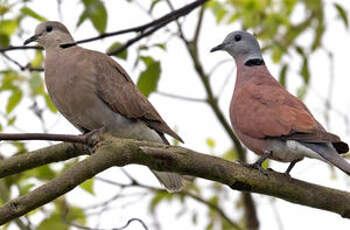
[115,218,148,230]
[0,45,42,53]
[0,133,87,144]
[95,176,241,230]
[0,53,43,72]
[68,217,149,230]
[165,0,188,42]
[61,0,209,50]
[0,1,208,54]
[107,22,167,56]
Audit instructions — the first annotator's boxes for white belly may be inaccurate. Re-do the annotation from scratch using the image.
[268,140,325,162]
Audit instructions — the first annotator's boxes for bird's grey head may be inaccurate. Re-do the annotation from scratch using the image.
[23,21,74,49]
[211,31,264,65]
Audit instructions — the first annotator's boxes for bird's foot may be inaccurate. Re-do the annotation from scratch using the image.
[237,151,271,176]
[84,127,106,152]
[283,171,293,181]
[251,162,269,176]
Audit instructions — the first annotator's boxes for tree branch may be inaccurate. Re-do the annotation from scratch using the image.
[0,142,88,179]
[0,136,349,225]
[63,0,209,52]
[0,133,88,144]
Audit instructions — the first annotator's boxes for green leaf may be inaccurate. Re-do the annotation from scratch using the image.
[311,21,324,51]
[107,42,127,60]
[19,183,35,195]
[149,0,162,13]
[29,73,45,96]
[279,64,288,87]
[77,11,89,28]
[21,7,47,22]
[137,57,161,97]
[65,206,86,224]
[26,165,56,181]
[261,158,269,169]
[11,141,27,154]
[149,191,172,213]
[272,45,283,63]
[7,116,16,126]
[0,34,9,48]
[44,94,57,113]
[296,85,307,100]
[334,3,348,28]
[80,179,94,195]
[37,214,68,230]
[78,0,107,33]
[221,148,238,161]
[208,0,227,23]
[206,138,215,148]
[6,88,22,114]
[206,220,214,230]
[0,5,10,16]
[300,57,310,85]
[30,50,44,68]
[0,20,18,36]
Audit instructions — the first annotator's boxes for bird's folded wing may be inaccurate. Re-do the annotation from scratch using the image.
[234,84,340,143]
[90,50,183,142]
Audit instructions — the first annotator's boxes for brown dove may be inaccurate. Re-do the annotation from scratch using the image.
[24,21,183,191]
[211,31,350,175]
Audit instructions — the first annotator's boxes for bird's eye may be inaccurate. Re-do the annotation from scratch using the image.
[234,34,241,42]
[46,25,53,33]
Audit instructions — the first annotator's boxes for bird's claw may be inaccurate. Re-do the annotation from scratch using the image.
[84,127,106,150]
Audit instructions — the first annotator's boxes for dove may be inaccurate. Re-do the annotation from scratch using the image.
[211,30,349,175]
[24,21,183,191]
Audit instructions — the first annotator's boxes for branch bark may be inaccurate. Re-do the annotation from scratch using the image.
[0,136,349,225]
[0,142,88,179]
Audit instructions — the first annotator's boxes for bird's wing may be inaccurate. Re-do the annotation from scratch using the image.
[89,50,183,143]
[232,81,347,152]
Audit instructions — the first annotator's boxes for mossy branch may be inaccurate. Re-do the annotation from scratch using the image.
[0,136,349,225]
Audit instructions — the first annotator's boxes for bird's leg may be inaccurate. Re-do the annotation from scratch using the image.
[84,126,106,154]
[284,158,302,178]
[239,151,271,175]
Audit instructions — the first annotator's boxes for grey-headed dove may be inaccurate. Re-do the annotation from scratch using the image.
[24,21,183,191]
[211,31,350,175]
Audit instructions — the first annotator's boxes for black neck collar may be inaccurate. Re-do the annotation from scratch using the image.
[244,58,265,66]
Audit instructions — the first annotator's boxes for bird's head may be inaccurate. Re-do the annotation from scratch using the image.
[24,21,74,49]
[211,31,263,64]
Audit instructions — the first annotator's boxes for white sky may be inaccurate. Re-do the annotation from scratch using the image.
[1,0,350,229]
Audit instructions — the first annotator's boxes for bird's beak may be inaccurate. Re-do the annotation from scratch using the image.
[210,43,226,52]
[23,34,40,45]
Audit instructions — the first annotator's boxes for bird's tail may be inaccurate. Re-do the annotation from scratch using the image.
[151,170,184,192]
[141,130,183,192]
[303,143,350,175]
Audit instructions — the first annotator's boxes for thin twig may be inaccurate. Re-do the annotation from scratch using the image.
[0,1,208,54]
[95,176,241,230]
[62,0,209,50]
[0,133,87,144]
[0,45,42,53]
[0,53,43,72]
